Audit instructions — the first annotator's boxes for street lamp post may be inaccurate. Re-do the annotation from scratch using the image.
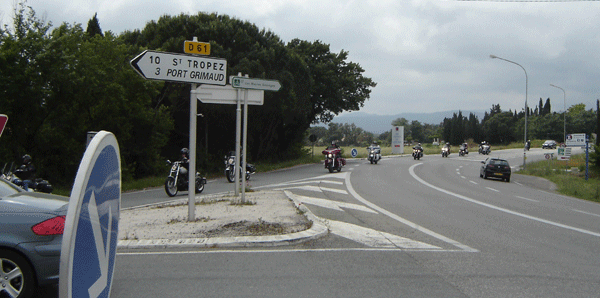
[490,55,528,169]
[550,84,566,144]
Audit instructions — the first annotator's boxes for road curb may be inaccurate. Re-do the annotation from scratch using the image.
[117,191,328,250]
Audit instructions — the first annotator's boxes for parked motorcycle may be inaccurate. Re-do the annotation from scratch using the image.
[224,151,256,183]
[479,144,491,155]
[367,145,381,164]
[412,148,423,160]
[441,147,449,157]
[323,148,346,173]
[164,160,206,197]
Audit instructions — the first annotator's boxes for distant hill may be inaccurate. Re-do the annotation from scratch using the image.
[318,110,485,134]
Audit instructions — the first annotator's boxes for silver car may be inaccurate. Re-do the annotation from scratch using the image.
[0,178,68,298]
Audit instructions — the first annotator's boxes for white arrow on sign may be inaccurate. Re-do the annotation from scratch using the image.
[194,84,264,105]
[130,50,227,85]
[231,76,281,91]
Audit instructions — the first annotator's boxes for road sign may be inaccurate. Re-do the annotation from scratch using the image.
[351,148,358,158]
[130,50,226,85]
[194,84,264,105]
[184,40,210,55]
[59,131,121,298]
[566,133,586,147]
[0,114,7,138]
[231,76,281,91]
[558,147,571,161]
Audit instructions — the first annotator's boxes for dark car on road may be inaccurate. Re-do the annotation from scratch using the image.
[542,140,557,149]
[0,178,68,298]
[480,157,511,182]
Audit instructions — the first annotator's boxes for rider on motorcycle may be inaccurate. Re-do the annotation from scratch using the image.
[179,148,190,181]
[327,141,341,158]
[14,154,36,191]
[460,142,468,154]
[443,142,451,151]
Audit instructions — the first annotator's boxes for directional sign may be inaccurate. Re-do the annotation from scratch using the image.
[351,148,358,158]
[0,114,7,138]
[566,133,586,147]
[231,76,281,91]
[184,40,210,55]
[130,50,226,85]
[59,131,121,298]
[194,84,264,105]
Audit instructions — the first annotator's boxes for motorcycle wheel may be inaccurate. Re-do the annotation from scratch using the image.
[226,169,235,183]
[370,159,373,164]
[165,177,178,197]
[195,178,205,193]
[328,164,335,173]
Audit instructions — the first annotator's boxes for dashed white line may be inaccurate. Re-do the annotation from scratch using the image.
[469,181,478,185]
[485,187,500,192]
[515,196,539,202]
[573,209,600,218]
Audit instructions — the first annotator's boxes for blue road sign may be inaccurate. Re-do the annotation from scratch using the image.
[351,148,358,158]
[60,131,121,298]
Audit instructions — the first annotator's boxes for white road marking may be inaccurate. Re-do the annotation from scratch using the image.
[344,171,478,252]
[470,181,478,185]
[485,187,500,192]
[409,163,600,238]
[515,196,539,202]
[461,176,466,179]
[327,220,441,249]
[289,193,377,214]
[572,209,600,218]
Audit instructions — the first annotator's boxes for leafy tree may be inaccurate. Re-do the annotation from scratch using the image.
[410,120,424,143]
[0,4,173,186]
[86,13,103,37]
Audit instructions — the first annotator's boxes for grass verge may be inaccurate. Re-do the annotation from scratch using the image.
[518,153,599,203]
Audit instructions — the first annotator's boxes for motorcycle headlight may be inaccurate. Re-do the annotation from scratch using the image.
[328,153,333,158]
[171,165,178,171]
[370,150,375,154]
[228,158,234,165]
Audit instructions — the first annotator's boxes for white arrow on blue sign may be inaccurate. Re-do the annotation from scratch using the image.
[59,131,121,298]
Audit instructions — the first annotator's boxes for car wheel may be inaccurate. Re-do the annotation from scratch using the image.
[483,172,487,179]
[0,249,36,298]
[506,176,510,183]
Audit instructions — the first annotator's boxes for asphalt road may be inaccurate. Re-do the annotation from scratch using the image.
[37,147,597,297]
[106,147,600,298]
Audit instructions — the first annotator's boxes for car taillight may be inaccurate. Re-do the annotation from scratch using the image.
[32,216,66,235]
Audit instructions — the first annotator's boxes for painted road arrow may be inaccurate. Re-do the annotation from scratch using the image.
[130,50,227,85]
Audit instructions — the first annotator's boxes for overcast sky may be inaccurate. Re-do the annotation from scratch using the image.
[2,0,599,116]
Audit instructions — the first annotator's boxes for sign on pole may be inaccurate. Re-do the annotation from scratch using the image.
[130,50,226,85]
[566,133,586,147]
[184,40,210,55]
[194,84,264,105]
[231,76,281,91]
[558,147,571,161]
[0,114,7,138]
[59,131,121,298]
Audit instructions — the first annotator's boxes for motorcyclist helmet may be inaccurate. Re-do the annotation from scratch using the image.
[22,154,32,165]
[180,148,189,158]
[418,143,421,146]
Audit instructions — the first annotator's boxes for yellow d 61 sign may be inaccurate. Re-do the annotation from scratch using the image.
[184,41,210,55]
